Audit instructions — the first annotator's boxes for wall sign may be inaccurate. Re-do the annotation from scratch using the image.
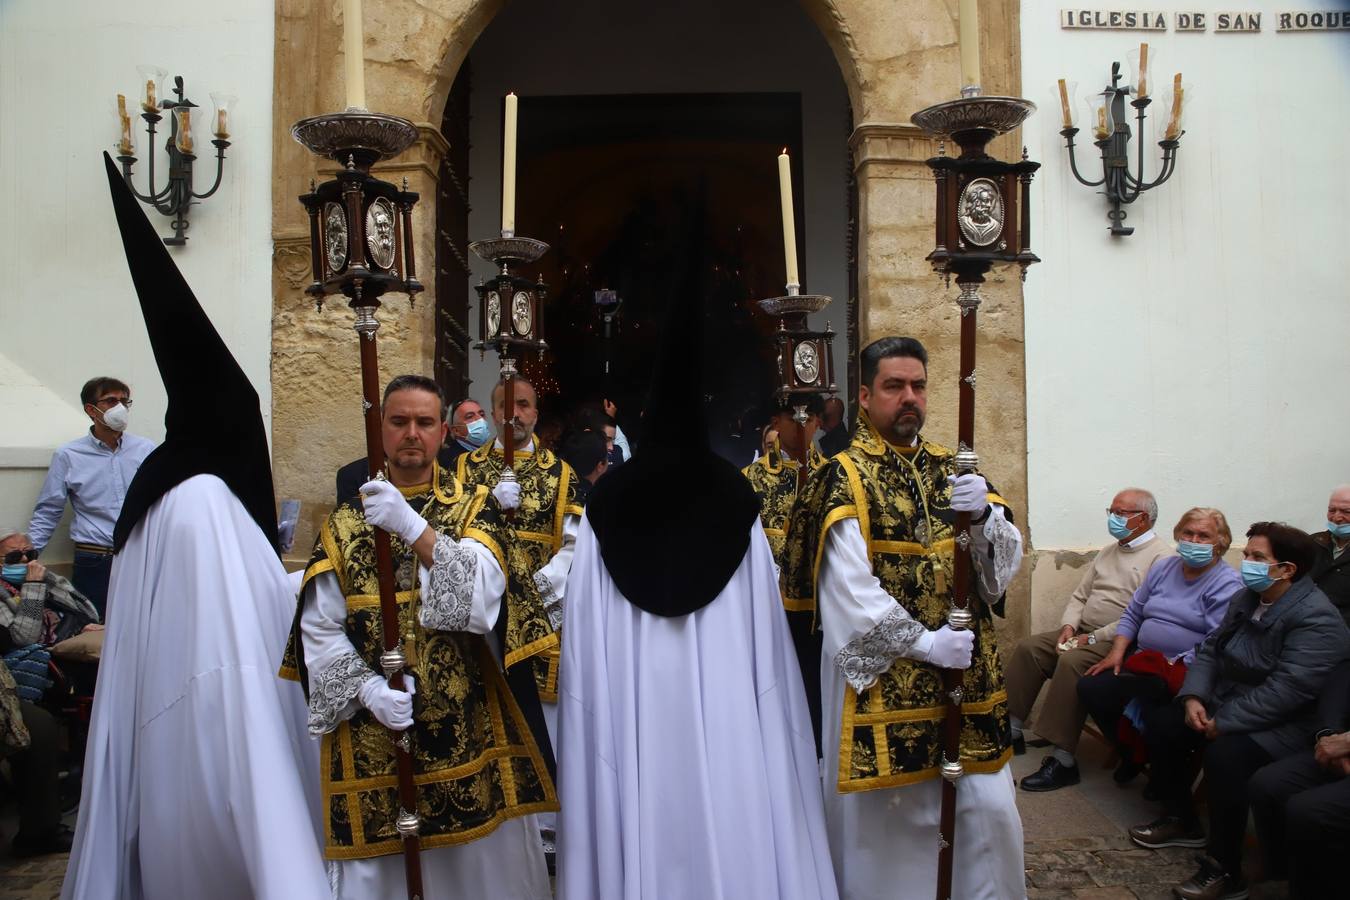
[1061,9,1350,32]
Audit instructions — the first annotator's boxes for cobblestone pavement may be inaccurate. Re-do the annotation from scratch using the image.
[0,850,64,900]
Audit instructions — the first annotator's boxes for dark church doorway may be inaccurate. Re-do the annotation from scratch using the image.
[508,91,806,448]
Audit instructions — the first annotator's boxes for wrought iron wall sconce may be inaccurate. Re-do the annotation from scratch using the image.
[114,68,235,245]
[1056,48,1189,236]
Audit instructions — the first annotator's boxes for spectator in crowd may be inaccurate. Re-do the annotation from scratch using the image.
[1310,484,1350,626]
[602,397,631,462]
[0,660,70,856]
[559,429,608,502]
[1250,659,1350,899]
[447,398,489,454]
[1132,522,1350,900]
[335,387,465,505]
[818,396,849,457]
[1010,488,1173,791]
[1077,507,1244,787]
[0,529,100,653]
[27,377,155,618]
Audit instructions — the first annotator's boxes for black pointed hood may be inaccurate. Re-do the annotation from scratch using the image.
[585,193,759,617]
[102,153,279,553]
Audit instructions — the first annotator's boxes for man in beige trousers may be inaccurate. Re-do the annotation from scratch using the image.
[1008,487,1173,791]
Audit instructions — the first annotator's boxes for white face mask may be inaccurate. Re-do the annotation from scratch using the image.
[101,403,130,432]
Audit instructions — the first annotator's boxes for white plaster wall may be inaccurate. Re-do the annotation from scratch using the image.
[1020,1,1350,554]
[0,0,275,561]
[464,0,850,402]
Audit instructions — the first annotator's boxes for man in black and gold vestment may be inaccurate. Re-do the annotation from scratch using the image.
[281,375,556,899]
[783,337,1026,900]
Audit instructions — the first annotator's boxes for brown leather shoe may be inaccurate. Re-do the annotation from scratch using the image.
[1172,855,1249,899]
[1128,816,1207,849]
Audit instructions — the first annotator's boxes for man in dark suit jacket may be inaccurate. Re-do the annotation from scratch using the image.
[1250,659,1350,899]
[1310,485,1350,627]
[817,396,850,457]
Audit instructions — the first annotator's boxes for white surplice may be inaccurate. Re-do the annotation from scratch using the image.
[556,517,839,900]
[300,530,551,900]
[817,510,1026,900]
[62,475,329,900]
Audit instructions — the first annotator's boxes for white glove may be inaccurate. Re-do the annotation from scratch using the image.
[493,479,521,511]
[357,675,414,731]
[360,479,428,544]
[924,625,976,670]
[946,473,990,516]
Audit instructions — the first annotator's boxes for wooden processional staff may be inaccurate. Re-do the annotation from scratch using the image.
[909,91,1040,898]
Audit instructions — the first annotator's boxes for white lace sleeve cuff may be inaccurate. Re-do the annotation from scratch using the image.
[420,534,479,632]
[833,604,928,693]
[534,570,563,631]
[971,506,1022,597]
[307,652,375,735]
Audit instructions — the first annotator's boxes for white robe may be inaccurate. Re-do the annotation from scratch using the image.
[300,532,551,900]
[818,512,1026,900]
[557,518,839,900]
[62,475,329,900]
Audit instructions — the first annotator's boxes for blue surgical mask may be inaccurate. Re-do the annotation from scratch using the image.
[1328,521,1350,539]
[1107,513,1134,540]
[1177,541,1215,567]
[1,564,26,586]
[1240,559,1284,593]
[458,418,490,450]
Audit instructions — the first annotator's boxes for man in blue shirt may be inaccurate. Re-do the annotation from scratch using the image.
[27,377,155,617]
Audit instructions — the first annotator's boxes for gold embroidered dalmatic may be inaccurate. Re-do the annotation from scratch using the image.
[782,412,1012,792]
[279,462,557,859]
[457,444,582,702]
[742,445,826,613]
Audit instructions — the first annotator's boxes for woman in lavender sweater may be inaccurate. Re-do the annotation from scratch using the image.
[1076,508,1245,780]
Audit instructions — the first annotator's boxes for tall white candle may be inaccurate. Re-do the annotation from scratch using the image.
[343,0,366,109]
[502,93,518,235]
[777,149,799,288]
[958,0,981,90]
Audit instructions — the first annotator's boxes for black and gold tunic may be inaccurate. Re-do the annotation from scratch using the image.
[279,462,557,859]
[457,443,582,703]
[782,412,1013,792]
[742,445,827,612]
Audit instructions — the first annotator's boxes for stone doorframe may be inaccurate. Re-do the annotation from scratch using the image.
[270,0,1029,626]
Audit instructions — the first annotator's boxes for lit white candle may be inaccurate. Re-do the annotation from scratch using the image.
[777,149,799,288]
[343,0,366,109]
[502,92,518,235]
[958,0,981,91]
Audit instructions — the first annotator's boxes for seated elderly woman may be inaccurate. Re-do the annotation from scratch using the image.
[1130,522,1350,900]
[1077,507,1244,782]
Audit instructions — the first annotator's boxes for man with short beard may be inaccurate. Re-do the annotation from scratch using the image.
[783,336,1026,900]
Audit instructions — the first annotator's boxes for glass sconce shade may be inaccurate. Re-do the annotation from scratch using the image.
[1053,79,1079,128]
[1126,45,1154,98]
[136,64,167,113]
[1085,91,1114,140]
[209,93,237,140]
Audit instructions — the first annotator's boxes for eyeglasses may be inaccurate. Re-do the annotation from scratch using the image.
[3,549,38,565]
[1106,508,1145,517]
[94,397,132,409]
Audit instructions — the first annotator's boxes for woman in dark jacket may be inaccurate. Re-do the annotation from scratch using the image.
[1127,522,1350,900]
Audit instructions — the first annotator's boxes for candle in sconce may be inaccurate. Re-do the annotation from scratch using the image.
[777,149,799,288]
[958,0,981,90]
[143,79,157,113]
[117,94,134,155]
[1164,73,1183,140]
[177,108,194,153]
[1094,106,1108,140]
[215,108,229,139]
[343,0,366,109]
[501,92,518,235]
[1137,43,1149,97]
[1057,79,1072,128]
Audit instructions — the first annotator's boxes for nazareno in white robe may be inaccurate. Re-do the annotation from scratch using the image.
[556,517,839,900]
[817,509,1026,900]
[61,475,330,900]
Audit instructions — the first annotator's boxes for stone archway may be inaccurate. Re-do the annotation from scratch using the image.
[269,0,1029,630]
